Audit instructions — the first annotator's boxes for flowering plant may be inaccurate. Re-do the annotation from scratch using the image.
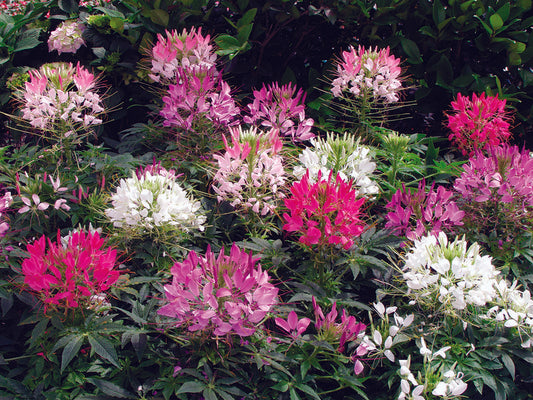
[446,92,512,156]
[48,20,86,55]
[21,230,120,312]
[158,243,278,337]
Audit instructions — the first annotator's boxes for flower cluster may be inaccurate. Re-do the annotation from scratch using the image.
[159,244,278,337]
[283,171,366,250]
[149,28,217,84]
[105,164,205,235]
[48,20,86,55]
[21,230,120,310]
[402,232,499,314]
[331,45,402,103]
[213,126,286,215]
[244,82,314,142]
[16,172,70,215]
[0,192,12,238]
[446,92,512,156]
[385,180,464,240]
[160,67,238,134]
[293,132,379,197]
[17,62,103,134]
[453,145,533,240]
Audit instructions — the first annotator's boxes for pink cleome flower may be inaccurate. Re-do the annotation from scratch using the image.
[446,92,512,156]
[331,45,402,103]
[283,170,366,250]
[159,244,279,337]
[385,180,464,241]
[21,230,120,310]
[244,82,314,142]
[275,310,311,339]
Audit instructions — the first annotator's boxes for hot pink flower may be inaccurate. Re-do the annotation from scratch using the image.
[244,82,314,142]
[331,45,402,103]
[446,92,512,156]
[21,231,120,311]
[283,171,365,250]
[275,310,311,338]
[385,180,464,240]
[159,244,278,337]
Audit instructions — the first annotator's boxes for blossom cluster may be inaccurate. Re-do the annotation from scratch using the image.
[331,45,402,103]
[17,62,103,134]
[16,172,70,215]
[48,20,86,55]
[213,126,286,215]
[385,180,464,240]
[0,192,12,238]
[244,82,314,142]
[21,230,120,310]
[159,244,278,337]
[149,28,217,84]
[453,145,533,239]
[294,132,379,197]
[160,67,238,134]
[105,163,205,235]
[283,171,366,250]
[402,232,499,314]
[447,92,512,156]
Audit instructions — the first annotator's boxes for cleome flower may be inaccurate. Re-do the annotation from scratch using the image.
[283,170,366,250]
[105,163,205,235]
[243,82,314,142]
[149,27,217,84]
[293,132,379,197]
[402,232,499,314]
[446,92,512,156]
[21,230,120,311]
[385,180,464,240]
[331,45,402,103]
[212,126,286,215]
[158,244,279,337]
[48,20,86,55]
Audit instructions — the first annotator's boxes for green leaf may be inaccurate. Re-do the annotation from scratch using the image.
[202,388,217,400]
[489,13,504,31]
[432,0,445,26]
[58,0,78,13]
[95,6,125,18]
[176,381,206,394]
[435,55,453,87]
[496,2,510,22]
[518,0,531,9]
[88,334,120,368]
[109,18,124,33]
[237,8,257,28]
[13,28,40,52]
[150,9,169,26]
[501,353,515,380]
[294,384,321,400]
[289,387,300,400]
[400,38,422,64]
[61,335,84,373]
[86,378,135,399]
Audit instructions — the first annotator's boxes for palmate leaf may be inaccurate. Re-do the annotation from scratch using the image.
[86,378,135,399]
[60,335,84,373]
[87,334,120,368]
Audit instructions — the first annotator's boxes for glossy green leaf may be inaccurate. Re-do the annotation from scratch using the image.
[237,8,257,28]
[400,38,422,64]
[489,13,504,31]
[13,28,40,52]
[496,2,510,22]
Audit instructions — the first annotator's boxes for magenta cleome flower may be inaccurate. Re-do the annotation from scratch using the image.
[244,82,314,142]
[283,171,366,250]
[159,244,279,337]
[21,231,120,311]
[48,20,86,55]
[275,310,311,338]
[385,180,464,241]
[446,92,512,156]
[331,45,402,103]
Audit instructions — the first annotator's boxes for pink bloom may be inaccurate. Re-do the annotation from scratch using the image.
[244,82,314,142]
[48,20,86,55]
[331,45,402,103]
[283,171,366,250]
[446,92,512,156]
[21,231,120,311]
[159,244,278,337]
[275,310,311,338]
[385,180,464,240]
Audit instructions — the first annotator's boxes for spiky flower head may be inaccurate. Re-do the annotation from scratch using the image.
[294,132,379,197]
[331,45,402,103]
[159,244,279,337]
[48,20,86,55]
[446,92,512,156]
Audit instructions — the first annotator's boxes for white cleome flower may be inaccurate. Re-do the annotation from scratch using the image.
[293,132,379,197]
[402,232,499,314]
[105,170,205,234]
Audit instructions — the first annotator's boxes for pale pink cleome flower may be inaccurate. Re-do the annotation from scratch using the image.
[385,180,464,240]
[331,45,402,103]
[447,92,512,156]
[213,126,286,215]
[244,82,314,142]
[158,244,279,337]
[18,62,103,133]
[48,20,86,55]
[0,192,12,237]
[149,27,217,84]
[160,67,239,133]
